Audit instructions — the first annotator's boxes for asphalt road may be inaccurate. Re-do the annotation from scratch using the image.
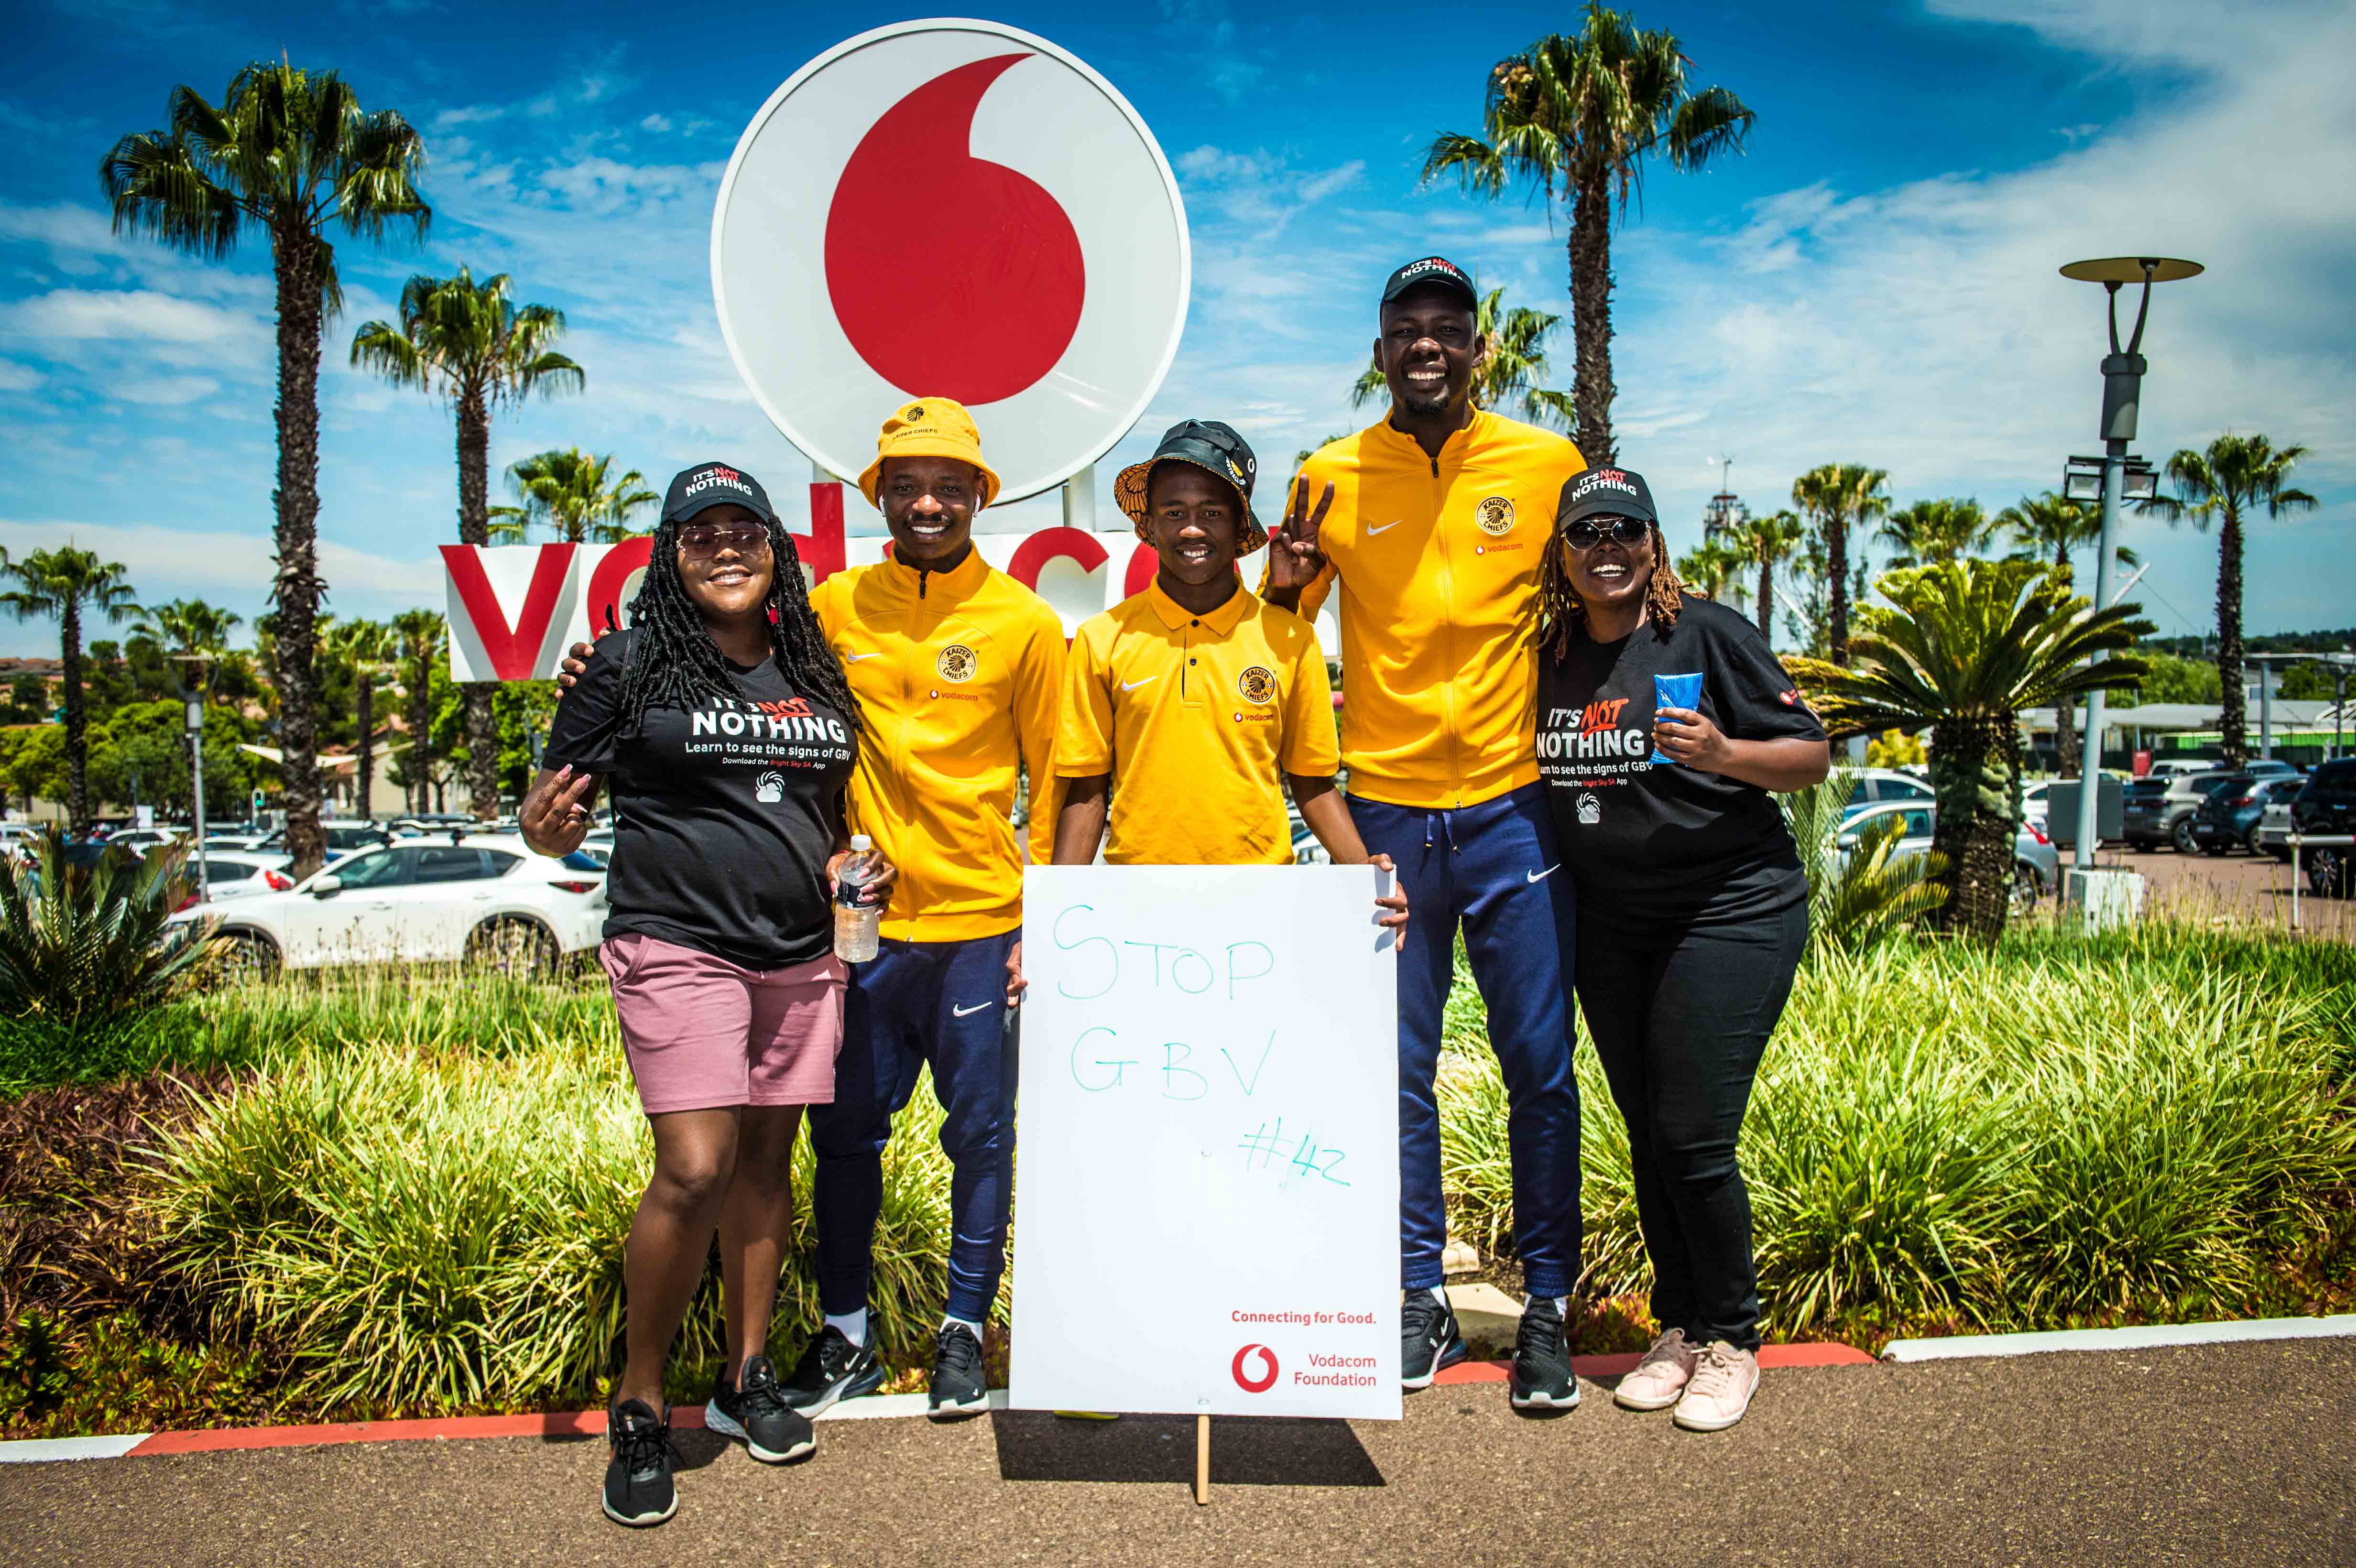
[8,1340,2353,1567]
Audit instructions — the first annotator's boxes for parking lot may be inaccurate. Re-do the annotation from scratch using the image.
[2090,841,2356,939]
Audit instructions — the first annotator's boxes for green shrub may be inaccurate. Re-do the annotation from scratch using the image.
[0,830,211,1034]
[150,1029,960,1413]
[1440,923,2356,1341]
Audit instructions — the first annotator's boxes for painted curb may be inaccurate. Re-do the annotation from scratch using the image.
[1883,1313,2356,1362]
[0,1389,1011,1465]
[1431,1341,1874,1387]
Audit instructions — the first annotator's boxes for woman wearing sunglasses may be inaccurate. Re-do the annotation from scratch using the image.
[522,462,891,1527]
[1533,466,1828,1433]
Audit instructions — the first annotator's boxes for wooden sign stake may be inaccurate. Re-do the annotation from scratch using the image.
[1194,1413,1211,1504]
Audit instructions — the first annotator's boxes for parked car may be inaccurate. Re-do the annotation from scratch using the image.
[2256,793,2296,862]
[2147,759,2216,781]
[182,851,299,906]
[206,821,399,856]
[173,834,609,977]
[2291,758,2356,898]
[2188,775,2302,857]
[2122,770,2241,852]
[2244,759,2302,780]
[1827,801,2056,914]
[1840,768,1938,817]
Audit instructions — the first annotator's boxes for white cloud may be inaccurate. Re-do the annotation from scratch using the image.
[0,359,41,392]
[639,113,674,134]
[0,287,254,344]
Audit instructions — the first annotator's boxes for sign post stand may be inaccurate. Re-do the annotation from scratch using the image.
[1195,1413,1210,1505]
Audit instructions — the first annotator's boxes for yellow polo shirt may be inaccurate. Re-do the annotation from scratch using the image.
[1272,408,1585,809]
[1058,578,1338,866]
[810,549,1064,941]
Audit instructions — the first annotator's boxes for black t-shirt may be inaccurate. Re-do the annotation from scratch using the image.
[1537,595,1825,929]
[543,628,855,969]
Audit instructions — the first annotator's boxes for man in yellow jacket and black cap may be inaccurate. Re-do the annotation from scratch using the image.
[1265,256,1588,1408]
[796,399,1065,1419]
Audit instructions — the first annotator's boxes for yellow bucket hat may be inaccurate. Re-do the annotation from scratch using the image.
[857,398,1003,510]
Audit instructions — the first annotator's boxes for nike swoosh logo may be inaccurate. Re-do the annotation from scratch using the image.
[951,1002,993,1018]
[1365,521,1402,536]
[844,652,882,662]
[1527,865,1560,882]
[1121,676,1157,691]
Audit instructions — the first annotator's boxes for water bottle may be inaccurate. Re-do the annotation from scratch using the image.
[833,834,881,963]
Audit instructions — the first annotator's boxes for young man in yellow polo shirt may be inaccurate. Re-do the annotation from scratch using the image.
[563,399,1061,1421]
[800,399,1064,1420]
[1052,420,1409,929]
[1263,257,1588,1409]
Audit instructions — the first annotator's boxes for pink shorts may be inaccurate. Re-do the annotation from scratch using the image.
[600,934,845,1115]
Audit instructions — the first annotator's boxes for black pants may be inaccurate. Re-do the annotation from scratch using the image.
[1574,899,1808,1352]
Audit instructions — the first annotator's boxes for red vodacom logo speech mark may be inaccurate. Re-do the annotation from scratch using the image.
[1231,1344,1278,1394]
[824,54,1087,406]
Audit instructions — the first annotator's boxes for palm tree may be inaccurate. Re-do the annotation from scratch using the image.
[1727,509,1804,640]
[1788,559,2149,944]
[104,60,428,877]
[1876,499,1993,569]
[324,618,397,821]
[131,598,243,687]
[349,266,581,817]
[1421,4,1754,465]
[390,609,446,815]
[2138,434,2317,767]
[1674,540,1746,615]
[1997,491,2138,775]
[1789,464,1890,665]
[498,448,656,543]
[0,547,140,834]
[1350,286,1576,430]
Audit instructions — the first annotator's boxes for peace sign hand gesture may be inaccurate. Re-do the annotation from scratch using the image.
[1265,477,1334,601]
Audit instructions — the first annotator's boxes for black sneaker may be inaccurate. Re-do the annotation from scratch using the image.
[1508,1297,1580,1411]
[707,1354,816,1462]
[1401,1290,1467,1391]
[927,1322,989,1420]
[779,1323,885,1415]
[602,1398,677,1528]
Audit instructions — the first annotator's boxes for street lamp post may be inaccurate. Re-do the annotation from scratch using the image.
[2058,256,2202,893]
[173,654,212,906]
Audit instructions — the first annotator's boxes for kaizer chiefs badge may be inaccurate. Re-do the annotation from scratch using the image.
[936,644,978,683]
[1475,496,1516,536]
[1237,665,1277,705]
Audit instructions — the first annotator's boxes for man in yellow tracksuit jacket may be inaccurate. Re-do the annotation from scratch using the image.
[797,399,1063,1422]
[1264,256,1588,1399]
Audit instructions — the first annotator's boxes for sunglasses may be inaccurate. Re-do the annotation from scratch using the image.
[678,523,773,558]
[1561,515,1651,551]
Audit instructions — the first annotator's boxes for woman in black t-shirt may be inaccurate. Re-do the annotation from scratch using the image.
[522,462,892,1528]
[1534,466,1828,1436]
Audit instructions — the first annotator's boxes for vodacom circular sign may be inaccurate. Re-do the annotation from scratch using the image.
[712,20,1191,502]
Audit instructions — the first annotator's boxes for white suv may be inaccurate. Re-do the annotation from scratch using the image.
[174,834,607,977]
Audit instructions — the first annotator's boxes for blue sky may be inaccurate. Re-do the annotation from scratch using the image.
[3,0,2349,656]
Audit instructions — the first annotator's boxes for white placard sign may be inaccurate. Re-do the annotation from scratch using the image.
[1011,866,1401,1421]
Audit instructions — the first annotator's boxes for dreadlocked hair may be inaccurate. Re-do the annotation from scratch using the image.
[619,516,863,760]
[1538,518,1690,657]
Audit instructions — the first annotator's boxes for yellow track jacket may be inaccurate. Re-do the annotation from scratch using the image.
[1277,409,1586,808]
[810,548,1064,942]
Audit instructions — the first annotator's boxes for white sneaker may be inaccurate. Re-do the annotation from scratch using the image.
[1613,1328,1696,1411]
[1672,1340,1759,1432]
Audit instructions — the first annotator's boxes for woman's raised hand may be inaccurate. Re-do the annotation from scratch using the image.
[520,764,598,854]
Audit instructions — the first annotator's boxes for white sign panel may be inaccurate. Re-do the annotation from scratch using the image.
[713,20,1190,502]
[1011,866,1401,1421]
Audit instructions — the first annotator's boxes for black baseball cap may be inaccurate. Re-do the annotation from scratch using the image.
[1559,466,1658,527]
[662,461,775,526]
[1380,255,1479,311]
[1113,419,1267,550]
